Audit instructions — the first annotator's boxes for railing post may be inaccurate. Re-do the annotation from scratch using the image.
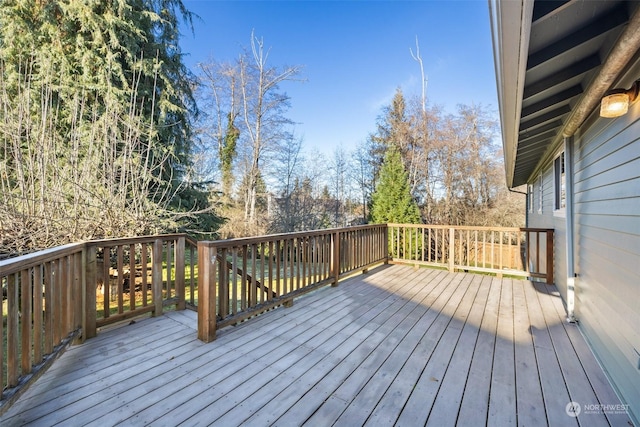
[546,230,554,284]
[175,236,186,310]
[73,251,83,335]
[198,243,217,342]
[84,245,97,340]
[332,231,340,286]
[524,229,531,274]
[152,239,163,317]
[448,228,455,272]
[383,225,389,264]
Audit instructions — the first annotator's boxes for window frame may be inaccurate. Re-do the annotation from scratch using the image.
[554,151,566,216]
[538,175,543,214]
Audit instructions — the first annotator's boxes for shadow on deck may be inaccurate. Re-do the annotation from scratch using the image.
[0,265,632,426]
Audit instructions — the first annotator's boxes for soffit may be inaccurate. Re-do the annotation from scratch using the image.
[509,0,636,187]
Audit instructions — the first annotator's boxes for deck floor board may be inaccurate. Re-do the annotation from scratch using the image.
[0,265,632,427]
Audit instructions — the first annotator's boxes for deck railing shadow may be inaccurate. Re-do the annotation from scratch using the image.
[0,223,553,408]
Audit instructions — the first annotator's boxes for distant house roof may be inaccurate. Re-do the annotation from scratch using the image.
[489,0,640,188]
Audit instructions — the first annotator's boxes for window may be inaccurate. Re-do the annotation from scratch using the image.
[538,175,543,213]
[554,152,566,211]
[528,184,533,213]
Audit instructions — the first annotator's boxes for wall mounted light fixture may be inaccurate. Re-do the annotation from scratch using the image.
[600,80,640,118]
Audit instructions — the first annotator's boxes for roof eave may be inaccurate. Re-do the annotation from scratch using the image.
[489,0,534,188]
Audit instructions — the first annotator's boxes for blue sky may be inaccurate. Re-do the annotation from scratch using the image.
[179,0,498,156]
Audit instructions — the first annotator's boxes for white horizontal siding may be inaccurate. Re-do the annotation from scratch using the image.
[572,98,640,420]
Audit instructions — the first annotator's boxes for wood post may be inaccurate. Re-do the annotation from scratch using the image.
[525,230,531,274]
[84,246,97,340]
[198,243,217,342]
[383,225,389,264]
[152,239,163,317]
[175,237,186,310]
[332,231,340,286]
[74,251,83,334]
[546,230,554,285]
[448,228,455,273]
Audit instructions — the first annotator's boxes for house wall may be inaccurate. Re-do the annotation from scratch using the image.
[571,86,640,420]
[526,64,640,421]
[526,161,568,301]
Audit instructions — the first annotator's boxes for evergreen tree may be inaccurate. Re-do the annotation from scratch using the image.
[368,88,414,179]
[0,0,219,253]
[370,146,421,224]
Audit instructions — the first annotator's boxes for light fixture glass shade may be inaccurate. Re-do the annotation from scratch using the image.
[600,93,630,118]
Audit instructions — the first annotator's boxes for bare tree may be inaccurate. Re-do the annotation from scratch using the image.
[328,147,350,227]
[0,60,188,256]
[195,32,304,237]
[240,31,304,230]
[350,141,375,223]
[269,133,304,232]
[197,59,241,202]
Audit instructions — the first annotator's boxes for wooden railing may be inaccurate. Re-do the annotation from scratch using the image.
[1,224,554,398]
[85,235,198,334]
[0,234,196,402]
[196,224,388,342]
[387,224,554,284]
[0,242,85,402]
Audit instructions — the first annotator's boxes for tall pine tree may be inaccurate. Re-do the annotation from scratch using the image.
[370,145,421,224]
[0,0,219,253]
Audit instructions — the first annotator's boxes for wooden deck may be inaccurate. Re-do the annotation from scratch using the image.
[0,265,632,426]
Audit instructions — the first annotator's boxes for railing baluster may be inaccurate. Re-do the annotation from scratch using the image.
[141,243,148,307]
[250,244,257,307]
[152,239,163,317]
[7,273,18,387]
[44,262,53,355]
[175,237,185,310]
[21,268,32,375]
[129,244,136,312]
[275,240,282,297]
[231,248,238,313]
[54,259,62,345]
[34,264,44,357]
[269,241,274,299]
[62,256,70,338]
[219,248,229,316]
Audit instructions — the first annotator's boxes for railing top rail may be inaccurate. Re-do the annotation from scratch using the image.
[0,242,86,276]
[388,223,554,233]
[86,233,190,247]
[0,233,194,276]
[199,224,387,248]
